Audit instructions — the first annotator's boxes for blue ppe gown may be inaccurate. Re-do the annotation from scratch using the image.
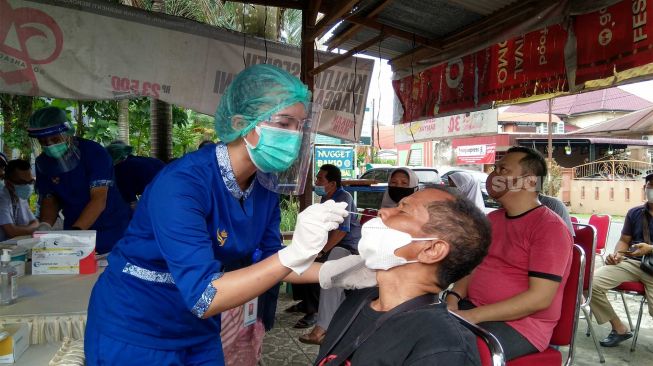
[35,137,131,254]
[114,155,165,205]
[85,143,283,365]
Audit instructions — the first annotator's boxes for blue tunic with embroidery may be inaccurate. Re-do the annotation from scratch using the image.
[35,137,131,254]
[86,143,283,355]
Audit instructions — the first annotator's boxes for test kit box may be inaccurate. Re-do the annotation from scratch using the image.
[0,323,29,363]
[31,231,97,275]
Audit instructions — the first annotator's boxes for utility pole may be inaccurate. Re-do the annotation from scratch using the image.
[547,98,553,196]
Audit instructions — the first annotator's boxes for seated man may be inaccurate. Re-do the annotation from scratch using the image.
[314,187,491,365]
[538,193,574,236]
[298,164,361,342]
[590,173,653,347]
[448,146,573,360]
[0,159,40,240]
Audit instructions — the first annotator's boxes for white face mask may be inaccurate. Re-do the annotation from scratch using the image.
[646,188,653,203]
[358,217,437,271]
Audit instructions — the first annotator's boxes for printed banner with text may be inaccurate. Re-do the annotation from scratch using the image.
[455,144,496,165]
[0,0,373,142]
[394,109,498,144]
[393,0,653,125]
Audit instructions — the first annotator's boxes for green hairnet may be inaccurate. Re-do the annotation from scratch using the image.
[27,107,75,137]
[106,141,133,164]
[214,64,311,143]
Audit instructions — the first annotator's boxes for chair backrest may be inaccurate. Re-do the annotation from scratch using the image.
[451,311,506,366]
[588,214,611,251]
[360,209,378,225]
[572,224,598,306]
[550,244,585,365]
[570,216,579,224]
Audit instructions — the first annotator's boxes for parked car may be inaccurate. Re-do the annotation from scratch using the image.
[358,166,442,186]
[346,166,499,211]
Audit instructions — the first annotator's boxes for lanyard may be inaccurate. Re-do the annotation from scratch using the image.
[321,291,439,366]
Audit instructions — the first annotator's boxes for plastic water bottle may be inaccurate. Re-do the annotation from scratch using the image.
[0,249,17,305]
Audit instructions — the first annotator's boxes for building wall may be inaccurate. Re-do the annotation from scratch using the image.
[566,111,629,128]
[569,180,644,215]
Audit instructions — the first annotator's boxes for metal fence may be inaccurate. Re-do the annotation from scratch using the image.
[573,160,653,180]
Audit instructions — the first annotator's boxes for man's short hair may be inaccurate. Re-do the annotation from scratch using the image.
[6,159,31,180]
[420,187,492,288]
[506,146,548,178]
[319,164,342,188]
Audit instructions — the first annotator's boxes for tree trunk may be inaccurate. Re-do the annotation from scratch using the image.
[149,0,172,162]
[150,99,172,162]
[75,101,85,137]
[0,95,14,157]
[118,99,129,142]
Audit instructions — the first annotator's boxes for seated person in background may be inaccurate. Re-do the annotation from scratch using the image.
[380,167,419,208]
[0,159,40,240]
[590,173,653,348]
[448,146,573,360]
[105,141,165,210]
[449,171,485,211]
[298,164,361,344]
[538,193,574,236]
[314,187,491,365]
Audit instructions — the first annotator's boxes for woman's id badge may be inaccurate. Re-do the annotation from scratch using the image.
[243,298,257,327]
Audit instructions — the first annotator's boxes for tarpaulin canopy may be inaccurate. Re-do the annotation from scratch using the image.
[0,0,374,142]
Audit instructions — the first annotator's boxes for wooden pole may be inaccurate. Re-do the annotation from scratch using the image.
[299,3,319,211]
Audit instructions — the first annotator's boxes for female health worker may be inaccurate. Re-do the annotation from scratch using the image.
[28,107,131,254]
[84,64,348,365]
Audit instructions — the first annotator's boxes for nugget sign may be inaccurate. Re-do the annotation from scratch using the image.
[314,146,356,179]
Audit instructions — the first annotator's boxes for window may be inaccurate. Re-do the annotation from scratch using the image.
[536,122,565,134]
[581,186,585,199]
[407,148,423,166]
[609,188,614,201]
[594,187,600,200]
[626,188,630,201]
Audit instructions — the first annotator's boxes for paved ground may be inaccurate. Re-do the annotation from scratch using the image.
[261,220,652,365]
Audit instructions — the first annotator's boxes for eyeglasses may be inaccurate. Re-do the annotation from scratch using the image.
[261,114,311,131]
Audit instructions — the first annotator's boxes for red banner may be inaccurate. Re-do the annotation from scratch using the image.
[455,144,496,165]
[575,0,653,83]
[393,26,568,124]
[478,25,568,104]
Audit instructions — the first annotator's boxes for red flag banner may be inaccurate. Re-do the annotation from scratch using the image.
[478,25,568,105]
[574,0,653,84]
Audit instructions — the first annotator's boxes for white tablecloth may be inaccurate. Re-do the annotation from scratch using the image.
[0,270,101,345]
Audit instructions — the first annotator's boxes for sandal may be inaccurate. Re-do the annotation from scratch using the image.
[299,329,326,345]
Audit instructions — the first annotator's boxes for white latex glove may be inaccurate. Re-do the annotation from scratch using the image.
[35,222,52,232]
[319,255,377,290]
[278,200,348,274]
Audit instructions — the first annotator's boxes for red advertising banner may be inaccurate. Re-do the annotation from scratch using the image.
[393,25,568,124]
[575,0,653,84]
[455,144,496,165]
[478,24,568,105]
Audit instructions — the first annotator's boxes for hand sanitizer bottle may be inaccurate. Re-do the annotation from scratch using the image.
[0,249,17,305]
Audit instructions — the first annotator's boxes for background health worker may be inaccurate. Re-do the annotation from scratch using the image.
[85,64,348,365]
[28,107,131,254]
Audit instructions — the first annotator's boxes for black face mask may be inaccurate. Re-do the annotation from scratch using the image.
[388,186,417,203]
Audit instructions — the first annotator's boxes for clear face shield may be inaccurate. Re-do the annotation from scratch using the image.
[252,103,322,195]
[29,124,81,175]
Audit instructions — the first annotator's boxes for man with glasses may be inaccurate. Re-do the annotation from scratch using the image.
[0,159,40,240]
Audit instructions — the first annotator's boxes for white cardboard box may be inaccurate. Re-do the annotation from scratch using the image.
[0,323,29,363]
[31,231,97,275]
